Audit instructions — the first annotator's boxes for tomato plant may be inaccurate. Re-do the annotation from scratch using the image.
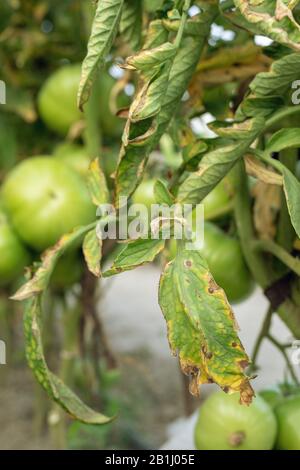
[2,0,300,450]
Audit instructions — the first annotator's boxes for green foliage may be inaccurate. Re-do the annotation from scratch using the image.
[8,0,300,424]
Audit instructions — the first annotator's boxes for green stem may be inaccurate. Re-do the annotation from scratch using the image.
[277,148,297,252]
[233,160,300,337]
[232,161,270,288]
[250,306,273,371]
[252,239,300,276]
[266,334,300,385]
[175,0,192,48]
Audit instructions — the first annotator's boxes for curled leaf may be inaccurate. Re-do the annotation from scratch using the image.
[87,158,109,207]
[78,0,124,110]
[233,0,300,51]
[103,238,165,277]
[83,229,102,278]
[24,297,112,424]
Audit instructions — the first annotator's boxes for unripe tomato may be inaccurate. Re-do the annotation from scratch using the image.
[54,142,91,177]
[201,179,232,221]
[132,179,156,211]
[259,387,284,409]
[0,210,30,285]
[194,392,277,450]
[199,222,254,303]
[275,395,300,450]
[2,157,95,252]
[38,64,82,136]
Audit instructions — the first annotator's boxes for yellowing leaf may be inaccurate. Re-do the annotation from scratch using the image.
[83,229,102,278]
[24,297,112,424]
[159,249,254,405]
[78,0,124,110]
[87,158,109,206]
[233,0,300,51]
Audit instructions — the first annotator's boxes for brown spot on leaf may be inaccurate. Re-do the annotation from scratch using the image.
[184,259,192,268]
[239,360,249,370]
[232,342,238,348]
[202,345,213,360]
[208,278,219,294]
[223,386,229,393]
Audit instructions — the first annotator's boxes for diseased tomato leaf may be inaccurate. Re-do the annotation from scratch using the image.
[24,297,112,424]
[103,238,165,277]
[87,158,109,207]
[233,0,300,51]
[12,225,94,301]
[177,117,264,205]
[120,0,142,52]
[115,4,218,205]
[159,248,254,405]
[78,0,124,110]
[83,228,102,278]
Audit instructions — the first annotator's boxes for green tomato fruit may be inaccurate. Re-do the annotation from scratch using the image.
[54,142,91,177]
[195,392,277,450]
[201,179,232,221]
[0,210,30,285]
[132,179,156,212]
[199,222,254,303]
[38,64,82,136]
[259,387,285,409]
[2,157,95,252]
[275,395,300,450]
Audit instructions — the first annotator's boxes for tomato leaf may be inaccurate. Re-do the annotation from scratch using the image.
[159,248,254,405]
[265,128,300,153]
[120,0,142,52]
[87,158,109,206]
[177,117,264,205]
[115,4,218,205]
[103,238,165,277]
[83,229,102,278]
[12,226,93,301]
[154,179,174,206]
[233,0,300,51]
[237,52,300,119]
[24,297,112,424]
[78,0,124,110]
[277,164,300,238]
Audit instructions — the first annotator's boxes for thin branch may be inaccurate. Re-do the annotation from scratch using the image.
[266,334,300,385]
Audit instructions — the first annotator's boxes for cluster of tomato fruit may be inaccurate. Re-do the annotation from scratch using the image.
[194,385,300,450]
[0,63,254,305]
[0,64,121,290]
